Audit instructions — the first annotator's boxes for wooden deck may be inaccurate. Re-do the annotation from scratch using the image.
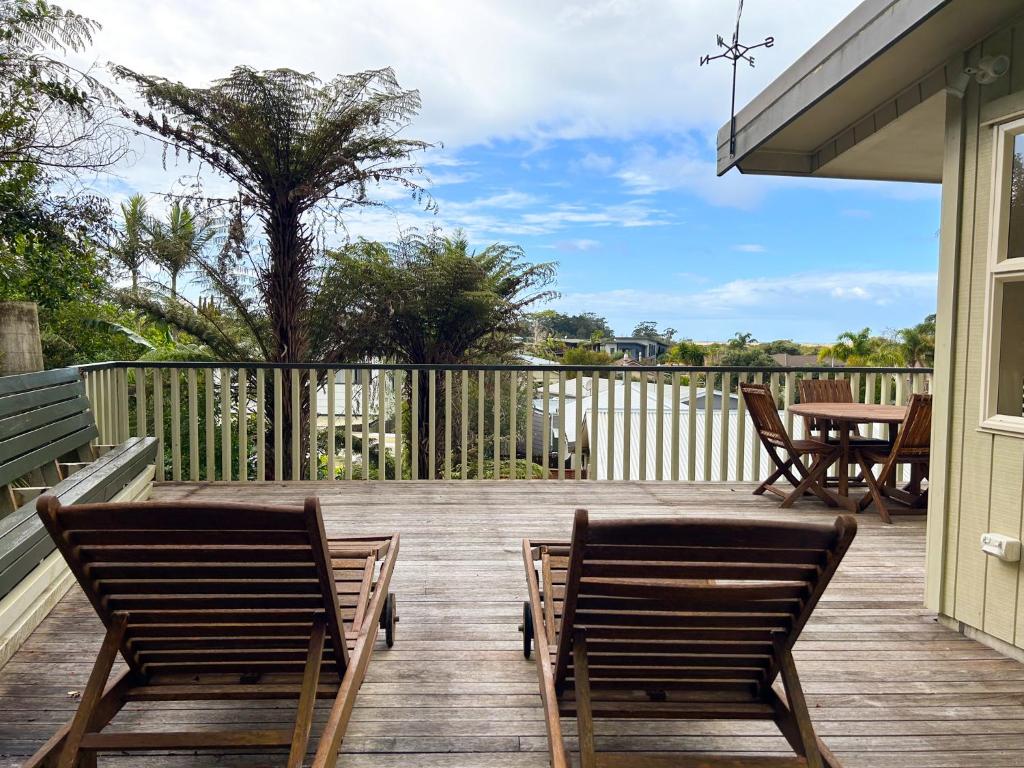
[1,481,1023,767]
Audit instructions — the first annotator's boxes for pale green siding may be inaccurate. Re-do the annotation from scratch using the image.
[941,19,1024,647]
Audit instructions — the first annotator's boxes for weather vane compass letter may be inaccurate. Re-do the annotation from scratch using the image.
[700,0,774,157]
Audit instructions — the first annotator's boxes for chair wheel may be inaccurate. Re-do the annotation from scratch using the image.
[521,601,534,659]
[380,593,397,648]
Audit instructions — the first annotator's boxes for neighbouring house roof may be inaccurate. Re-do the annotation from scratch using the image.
[717,0,1022,182]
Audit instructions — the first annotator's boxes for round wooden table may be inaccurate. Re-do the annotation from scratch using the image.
[788,403,908,510]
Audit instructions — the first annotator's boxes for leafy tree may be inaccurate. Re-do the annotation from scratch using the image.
[532,310,613,339]
[113,64,431,476]
[108,194,150,291]
[762,339,800,355]
[0,0,126,175]
[313,231,556,477]
[719,346,777,368]
[728,331,757,349]
[562,347,613,366]
[146,201,214,298]
[818,327,874,366]
[666,340,706,366]
[899,315,935,367]
[632,321,660,339]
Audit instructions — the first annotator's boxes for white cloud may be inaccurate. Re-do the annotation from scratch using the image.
[733,244,765,253]
[559,270,937,317]
[550,238,601,252]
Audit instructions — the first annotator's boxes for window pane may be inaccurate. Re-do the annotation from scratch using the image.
[996,280,1024,417]
[1009,134,1024,260]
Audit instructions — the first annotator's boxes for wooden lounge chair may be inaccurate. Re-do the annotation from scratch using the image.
[740,382,841,508]
[521,509,857,768]
[853,393,932,524]
[25,495,399,768]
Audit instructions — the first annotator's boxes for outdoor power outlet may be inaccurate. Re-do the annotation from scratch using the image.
[981,533,1022,563]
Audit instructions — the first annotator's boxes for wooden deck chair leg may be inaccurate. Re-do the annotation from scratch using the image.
[572,630,597,768]
[287,618,327,768]
[857,457,892,524]
[771,638,823,768]
[781,454,836,509]
[58,614,127,768]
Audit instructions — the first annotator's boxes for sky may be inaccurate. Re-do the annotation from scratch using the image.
[80,0,941,343]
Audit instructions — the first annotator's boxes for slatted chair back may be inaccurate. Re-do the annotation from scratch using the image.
[0,368,97,491]
[879,393,932,477]
[552,509,857,705]
[798,378,853,434]
[740,382,792,450]
[36,495,350,681]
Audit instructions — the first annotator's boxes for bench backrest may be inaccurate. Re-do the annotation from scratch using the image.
[554,509,857,701]
[36,495,349,681]
[0,368,96,488]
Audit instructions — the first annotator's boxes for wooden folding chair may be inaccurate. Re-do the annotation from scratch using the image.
[26,495,399,768]
[854,393,932,524]
[522,509,857,768]
[740,383,841,508]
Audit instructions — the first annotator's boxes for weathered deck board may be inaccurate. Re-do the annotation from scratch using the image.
[1,481,1022,767]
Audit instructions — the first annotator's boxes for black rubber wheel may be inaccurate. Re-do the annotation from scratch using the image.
[380,592,397,648]
[521,601,534,659]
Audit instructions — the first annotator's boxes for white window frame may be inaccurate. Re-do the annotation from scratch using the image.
[980,115,1024,436]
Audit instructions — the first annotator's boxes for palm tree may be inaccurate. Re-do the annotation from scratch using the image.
[729,331,757,349]
[108,194,150,291]
[146,202,214,300]
[818,327,874,366]
[899,320,935,367]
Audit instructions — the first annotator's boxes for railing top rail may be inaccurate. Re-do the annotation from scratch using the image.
[73,361,935,375]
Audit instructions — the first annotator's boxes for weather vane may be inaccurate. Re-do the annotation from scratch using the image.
[700,0,774,157]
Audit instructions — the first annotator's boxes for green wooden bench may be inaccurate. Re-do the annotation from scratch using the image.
[0,367,158,600]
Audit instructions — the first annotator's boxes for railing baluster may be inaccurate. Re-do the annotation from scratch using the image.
[477,370,486,478]
[784,372,796,437]
[394,369,404,480]
[428,370,436,480]
[444,370,453,480]
[256,369,266,482]
[326,370,336,480]
[523,371,532,481]
[720,371,732,482]
[751,372,764,481]
[239,367,249,482]
[607,370,616,481]
[273,369,283,482]
[119,368,130,442]
[169,368,181,482]
[187,368,199,482]
[589,371,598,481]
[134,367,146,439]
[654,373,664,481]
[622,370,631,481]
[509,370,518,481]
[557,371,566,481]
[379,369,388,481]
[133,368,145,438]
[638,372,648,481]
[703,372,713,482]
[205,370,215,481]
[736,372,747,482]
[461,370,470,480]
[309,369,318,481]
[493,370,502,479]
[361,369,370,480]
[346,369,355,481]
[152,369,164,481]
[670,372,680,482]
[574,374,584,480]
[225,367,235,482]
[687,374,697,481]
[541,371,550,480]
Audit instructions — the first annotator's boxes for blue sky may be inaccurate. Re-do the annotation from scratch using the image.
[83,0,941,343]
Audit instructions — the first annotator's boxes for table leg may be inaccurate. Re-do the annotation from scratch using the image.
[838,425,850,499]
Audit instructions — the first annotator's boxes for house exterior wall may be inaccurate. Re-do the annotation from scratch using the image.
[935,18,1024,649]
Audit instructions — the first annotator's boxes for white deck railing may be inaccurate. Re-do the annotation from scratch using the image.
[78,363,933,483]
